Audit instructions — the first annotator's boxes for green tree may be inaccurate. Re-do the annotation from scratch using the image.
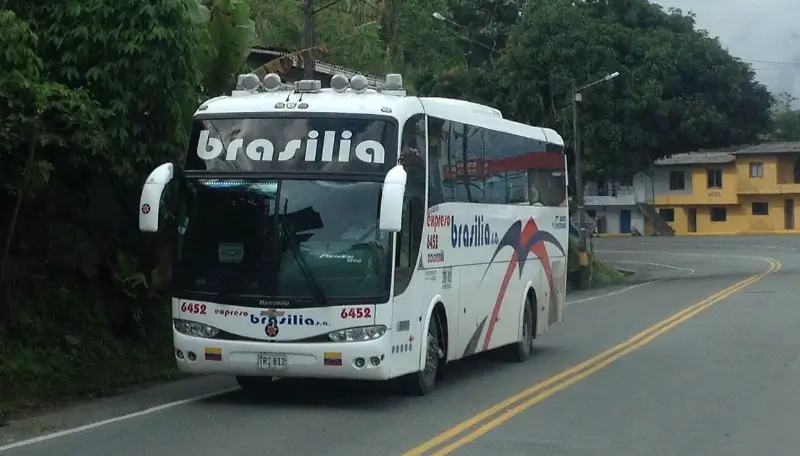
[446,0,524,65]
[767,92,800,141]
[250,0,389,75]
[493,0,772,181]
[1,0,205,411]
[8,0,203,178]
[197,0,256,96]
[0,10,102,290]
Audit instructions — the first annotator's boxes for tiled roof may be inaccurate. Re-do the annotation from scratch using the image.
[732,142,800,155]
[249,47,385,87]
[654,141,800,166]
[655,152,735,166]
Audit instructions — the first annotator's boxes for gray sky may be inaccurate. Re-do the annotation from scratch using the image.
[654,0,800,107]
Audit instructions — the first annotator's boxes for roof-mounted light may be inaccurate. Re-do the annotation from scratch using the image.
[263,73,282,92]
[295,79,322,93]
[385,74,403,91]
[350,75,368,93]
[236,73,261,92]
[331,73,349,92]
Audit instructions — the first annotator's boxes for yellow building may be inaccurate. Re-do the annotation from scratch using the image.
[651,142,800,235]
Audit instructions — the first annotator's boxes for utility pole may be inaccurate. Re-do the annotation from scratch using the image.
[570,71,620,252]
[571,86,586,251]
[301,0,315,78]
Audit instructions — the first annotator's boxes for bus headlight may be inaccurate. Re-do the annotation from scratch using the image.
[173,319,220,338]
[327,325,387,342]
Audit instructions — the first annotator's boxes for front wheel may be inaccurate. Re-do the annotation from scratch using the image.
[402,316,443,396]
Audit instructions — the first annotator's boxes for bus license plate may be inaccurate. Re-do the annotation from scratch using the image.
[257,353,287,371]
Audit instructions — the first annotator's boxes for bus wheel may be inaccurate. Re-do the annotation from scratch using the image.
[403,316,442,396]
[503,296,534,362]
[236,375,275,395]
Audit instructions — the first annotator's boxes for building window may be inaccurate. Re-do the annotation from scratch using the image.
[749,162,763,178]
[752,202,769,215]
[707,169,723,188]
[658,208,675,222]
[710,207,727,222]
[669,171,685,190]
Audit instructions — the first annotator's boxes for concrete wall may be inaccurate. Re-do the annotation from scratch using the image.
[653,167,692,197]
[656,195,798,234]
[587,206,645,234]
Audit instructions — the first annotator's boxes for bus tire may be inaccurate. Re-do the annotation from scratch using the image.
[503,295,534,362]
[236,375,275,395]
[402,315,442,396]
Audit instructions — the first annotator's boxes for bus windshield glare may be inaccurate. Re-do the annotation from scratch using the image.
[172,116,398,306]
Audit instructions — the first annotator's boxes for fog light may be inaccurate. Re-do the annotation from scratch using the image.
[188,351,197,361]
[354,357,365,368]
[370,356,380,366]
[176,350,184,359]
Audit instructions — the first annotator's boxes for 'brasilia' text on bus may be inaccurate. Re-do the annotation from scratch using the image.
[451,215,499,248]
[197,130,386,164]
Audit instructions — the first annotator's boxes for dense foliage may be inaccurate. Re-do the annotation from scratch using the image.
[418,0,775,181]
[1,0,204,415]
[767,93,800,142]
[0,0,792,417]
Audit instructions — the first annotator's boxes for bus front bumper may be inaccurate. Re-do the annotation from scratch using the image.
[173,331,393,380]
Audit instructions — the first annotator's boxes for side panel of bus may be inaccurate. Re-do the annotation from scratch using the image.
[421,112,569,362]
[423,204,567,359]
[389,110,569,377]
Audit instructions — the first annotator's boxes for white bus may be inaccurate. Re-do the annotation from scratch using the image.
[138,72,568,396]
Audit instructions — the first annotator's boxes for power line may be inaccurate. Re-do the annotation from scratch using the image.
[740,58,800,66]
[751,67,798,72]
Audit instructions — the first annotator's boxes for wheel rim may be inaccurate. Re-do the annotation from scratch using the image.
[523,307,533,353]
[424,330,438,379]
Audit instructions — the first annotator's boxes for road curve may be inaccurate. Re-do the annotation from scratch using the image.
[2,235,799,456]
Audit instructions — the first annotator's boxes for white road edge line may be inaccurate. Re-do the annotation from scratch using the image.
[566,281,653,305]
[611,259,696,275]
[594,250,767,261]
[566,257,696,306]
[0,388,239,452]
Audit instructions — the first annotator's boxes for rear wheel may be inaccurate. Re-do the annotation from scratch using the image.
[402,316,443,396]
[235,375,275,395]
[503,296,535,362]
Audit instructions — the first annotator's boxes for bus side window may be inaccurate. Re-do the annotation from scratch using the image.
[427,116,446,206]
[395,114,426,296]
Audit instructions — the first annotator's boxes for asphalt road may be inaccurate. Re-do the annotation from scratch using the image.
[2,235,799,456]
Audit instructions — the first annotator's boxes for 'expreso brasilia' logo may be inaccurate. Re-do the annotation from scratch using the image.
[197,130,386,164]
[451,215,499,248]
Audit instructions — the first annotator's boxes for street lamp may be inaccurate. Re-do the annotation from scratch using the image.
[431,12,495,53]
[432,12,450,23]
[572,71,620,251]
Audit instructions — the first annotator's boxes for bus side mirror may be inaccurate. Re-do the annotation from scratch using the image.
[139,162,175,232]
[379,165,406,232]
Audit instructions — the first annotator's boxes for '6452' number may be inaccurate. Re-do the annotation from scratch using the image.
[181,302,207,315]
[340,307,372,319]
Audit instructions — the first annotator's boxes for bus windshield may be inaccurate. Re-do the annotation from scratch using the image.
[172,178,392,306]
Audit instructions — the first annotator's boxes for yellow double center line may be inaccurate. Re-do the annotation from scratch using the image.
[403,257,780,456]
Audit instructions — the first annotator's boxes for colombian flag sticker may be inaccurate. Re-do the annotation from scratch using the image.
[204,346,222,361]
[323,352,342,366]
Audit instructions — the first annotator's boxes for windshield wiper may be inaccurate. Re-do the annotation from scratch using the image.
[278,201,328,307]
